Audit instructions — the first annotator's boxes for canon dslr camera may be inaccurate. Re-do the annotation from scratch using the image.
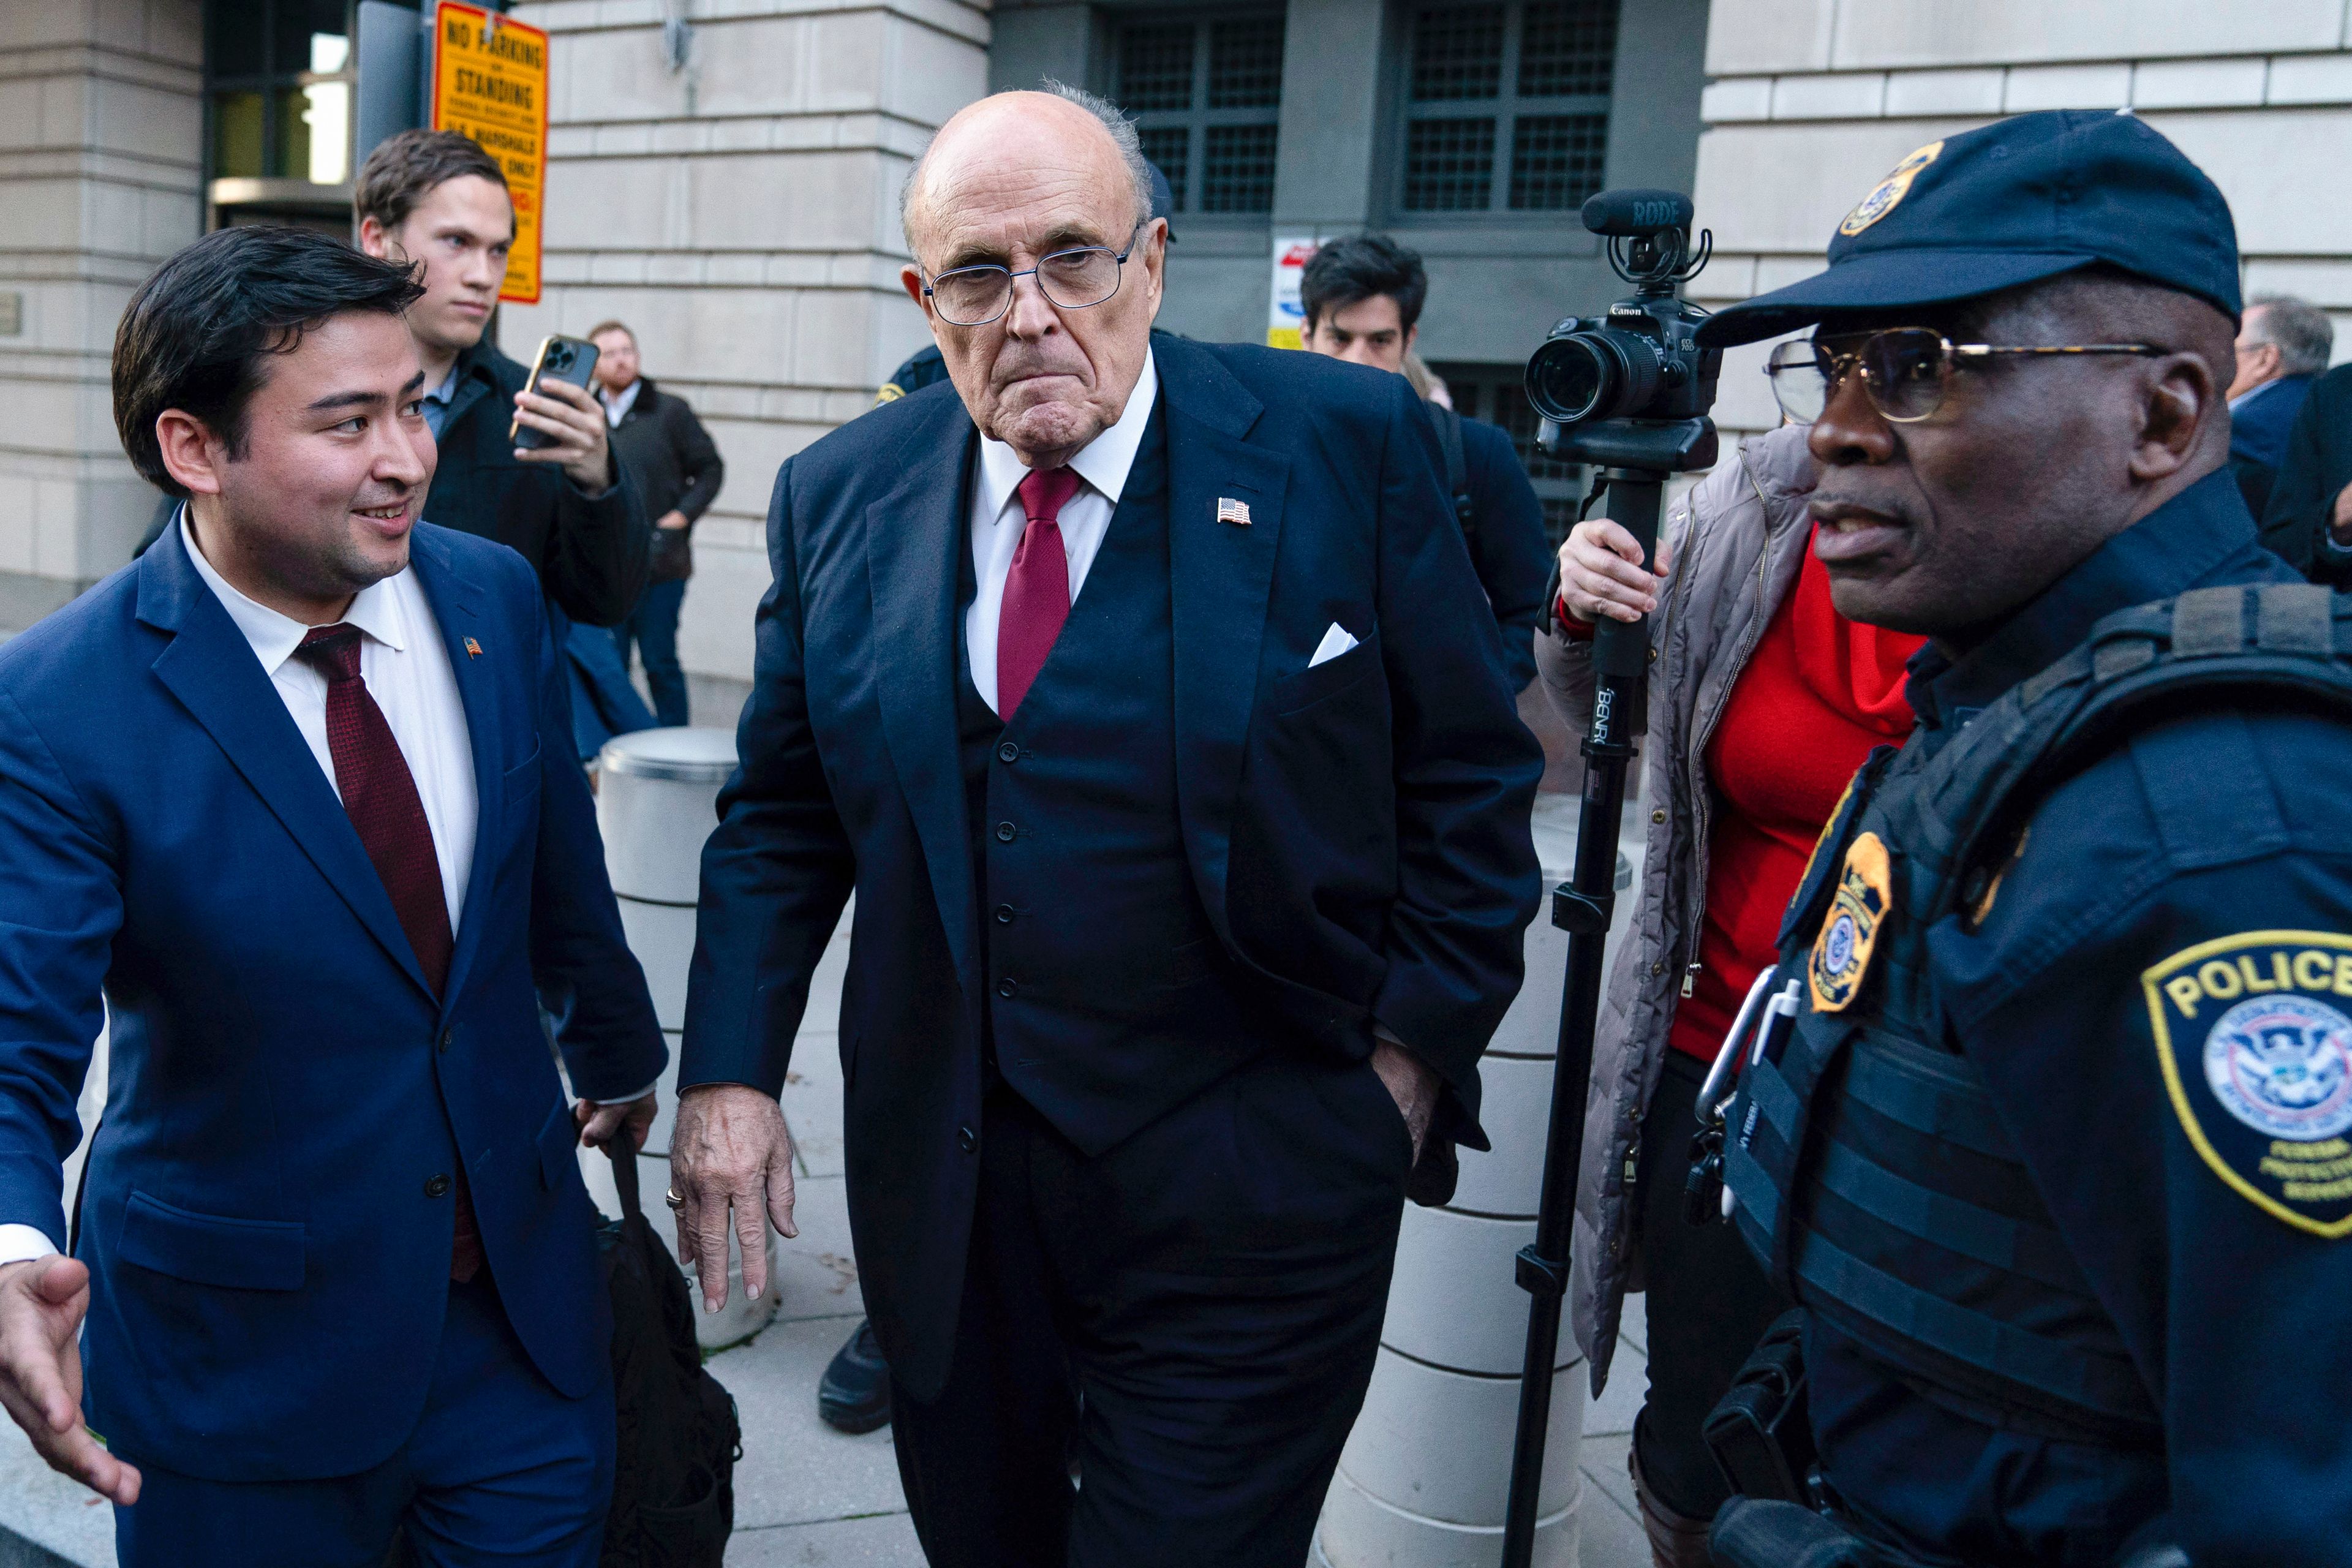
[1525,189,1719,472]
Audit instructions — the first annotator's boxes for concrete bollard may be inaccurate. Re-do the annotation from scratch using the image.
[1320,794,1641,1567]
[580,726,782,1351]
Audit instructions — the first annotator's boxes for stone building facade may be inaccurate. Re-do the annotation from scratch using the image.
[1691,1,2352,439]
[0,0,201,633]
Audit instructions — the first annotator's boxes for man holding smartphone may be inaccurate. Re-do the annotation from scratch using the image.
[356,130,649,630]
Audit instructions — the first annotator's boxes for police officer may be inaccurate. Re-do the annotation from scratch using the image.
[1678,111,2352,1564]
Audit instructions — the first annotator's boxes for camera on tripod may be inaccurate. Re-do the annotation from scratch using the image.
[1524,189,1720,473]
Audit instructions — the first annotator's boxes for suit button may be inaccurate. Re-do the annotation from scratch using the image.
[995,821,1017,843]
[957,1126,977,1154]
[996,741,1020,764]
[997,977,1017,998]
[994,904,1015,925]
[437,1027,454,1053]
[424,1174,451,1198]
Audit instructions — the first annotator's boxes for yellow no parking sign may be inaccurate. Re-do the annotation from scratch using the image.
[431,2,550,304]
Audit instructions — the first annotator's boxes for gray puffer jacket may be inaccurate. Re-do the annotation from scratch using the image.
[1535,422,1817,1394]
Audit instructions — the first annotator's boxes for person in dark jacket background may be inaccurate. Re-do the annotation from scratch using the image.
[2261,353,2352,584]
[590,320,725,728]
[1300,234,1550,692]
[2224,294,2329,524]
[355,130,649,631]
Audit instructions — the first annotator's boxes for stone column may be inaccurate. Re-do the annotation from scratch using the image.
[0,0,202,635]
[505,0,988,720]
[583,725,782,1351]
[1321,796,1638,1567]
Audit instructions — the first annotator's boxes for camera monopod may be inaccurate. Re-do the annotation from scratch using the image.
[1499,189,1719,1568]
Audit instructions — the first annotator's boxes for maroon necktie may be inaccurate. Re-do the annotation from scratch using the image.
[997,465,1083,722]
[292,625,481,1282]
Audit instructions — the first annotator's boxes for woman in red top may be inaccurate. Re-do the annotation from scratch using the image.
[1540,421,1923,1566]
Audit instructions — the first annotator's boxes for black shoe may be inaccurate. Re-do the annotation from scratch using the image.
[818,1318,892,1434]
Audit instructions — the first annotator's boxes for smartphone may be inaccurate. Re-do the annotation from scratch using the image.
[510,334,601,450]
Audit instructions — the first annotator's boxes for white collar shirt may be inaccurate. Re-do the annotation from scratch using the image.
[964,348,1158,714]
[179,512,478,933]
[603,377,641,428]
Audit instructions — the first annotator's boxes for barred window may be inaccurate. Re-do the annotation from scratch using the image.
[1431,363,1589,546]
[1115,12,1286,217]
[1400,1,1617,217]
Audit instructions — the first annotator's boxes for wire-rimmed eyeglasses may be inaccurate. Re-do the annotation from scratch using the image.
[1765,328,2168,424]
[922,224,1149,328]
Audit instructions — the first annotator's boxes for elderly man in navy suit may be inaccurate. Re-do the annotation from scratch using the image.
[0,226,665,1565]
[669,85,1542,1566]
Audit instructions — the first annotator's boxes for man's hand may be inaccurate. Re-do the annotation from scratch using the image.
[575,1090,657,1153]
[1370,1039,1439,1163]
[0,1258,138,1506]
[513,377,615,492]
[1557,518,1673,625]
[2331,480,2352,544]
[670,1084,796,1313]
[655,510,690,532]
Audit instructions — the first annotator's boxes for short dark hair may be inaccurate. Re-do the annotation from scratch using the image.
[356,128,508,235]
[1300,234,1428,334]
[113,225,426,497]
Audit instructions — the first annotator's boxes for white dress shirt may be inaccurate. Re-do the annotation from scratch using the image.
[182,514,478,929]
[602,377,641,428]
[965,349,1159,714]
[0,518,484,1268]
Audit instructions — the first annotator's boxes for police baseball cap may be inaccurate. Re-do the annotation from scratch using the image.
[1695,110,2241,349]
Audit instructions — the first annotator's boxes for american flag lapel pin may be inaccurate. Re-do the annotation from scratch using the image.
[1215,496,1252,526]
[464,637,483,659]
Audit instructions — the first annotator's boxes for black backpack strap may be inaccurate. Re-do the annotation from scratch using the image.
[1426,402,1479,548]
[607,1129,644,1223]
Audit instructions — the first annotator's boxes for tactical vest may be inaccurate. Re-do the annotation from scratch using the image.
[1721,582,2352,1445]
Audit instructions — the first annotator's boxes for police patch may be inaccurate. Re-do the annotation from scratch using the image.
[2143,931,2352,1238]
[1809,831,1891,1013]
[1838,140,1943,237]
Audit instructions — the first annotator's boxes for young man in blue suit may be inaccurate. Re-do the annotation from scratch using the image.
[0,226,665,1565]
[669,86,1542,1566]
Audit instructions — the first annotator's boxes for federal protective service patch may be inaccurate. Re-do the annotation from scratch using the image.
[1809,831,1891,1014]
[2143,930,2352,1238]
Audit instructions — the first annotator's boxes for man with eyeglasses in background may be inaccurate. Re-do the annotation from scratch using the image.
[1670,111,2352,1567]
[666,84,1539,1566]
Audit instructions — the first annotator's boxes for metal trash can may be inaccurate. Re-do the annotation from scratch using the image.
[582,726,780,1350]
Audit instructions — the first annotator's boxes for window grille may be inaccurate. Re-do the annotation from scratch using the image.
[1202,124,1280,213]
[1400,1,1616,217]
[1402,119,1496,212]
[1115,11,1286,217]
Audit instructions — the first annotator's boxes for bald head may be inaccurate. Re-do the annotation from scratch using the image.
[895,85,1167,470]
[902,86,1152,269]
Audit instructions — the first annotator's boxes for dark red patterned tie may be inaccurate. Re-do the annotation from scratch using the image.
[997,465,1083,722]
[292,624,481,1282]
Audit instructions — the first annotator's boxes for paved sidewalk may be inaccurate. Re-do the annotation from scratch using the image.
[0,919,1656,1568]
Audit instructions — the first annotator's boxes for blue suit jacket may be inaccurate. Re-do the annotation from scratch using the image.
[0,523,665,1480]
[683,337,1544,1398]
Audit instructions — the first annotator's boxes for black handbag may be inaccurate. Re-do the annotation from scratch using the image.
[597,1139,742,1567]
[384,1140,742,1568]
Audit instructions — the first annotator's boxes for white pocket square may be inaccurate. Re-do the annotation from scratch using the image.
[1309,622,1360,669]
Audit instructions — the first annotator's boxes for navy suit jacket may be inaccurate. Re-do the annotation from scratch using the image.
[1456,412,1552,692]
[683,337,1543,1398]
[0,523,665,1479]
